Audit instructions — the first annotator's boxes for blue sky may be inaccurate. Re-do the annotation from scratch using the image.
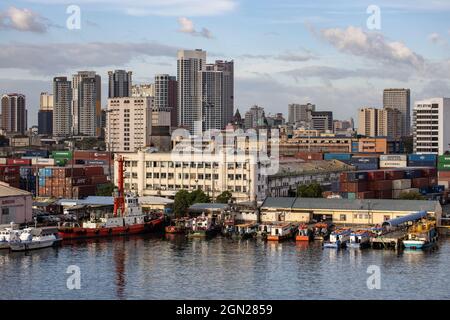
[1,0,450,125]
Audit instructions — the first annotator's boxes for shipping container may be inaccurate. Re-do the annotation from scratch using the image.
[294,152,324,161]
[438,180,449,189]
[380,154,407,162]
[340,181,368,193]
[367,171,385,181]
[404,169,422,179]
[373,190,393,199]
[438,163,450,171]
[324,153,352,161]
[85,166,104,176]
[384,170,405,180]
[408,161,436,167]
[408,154,437,162]
[352,163,379,171]
[438,171,450,179]
[85,160,108,166]
[380,160,408,168]
[368,180,393,191]
[51,151,73,159]
[74,151,112,161]
[339,171,368,183]
[0,165,20,175]
[421,168,437,177]
[32,158,55,165]
[90,175,108,184]
[66,176,90,186]
[350,157,379,164]
[412,177,429,189]
[392,179,412,190]
[357,191,375,199]
[6,158,31,165]
[393,188,420,199]
[438,155,450,164]
[0,158,7,165]
[24,150,49,158]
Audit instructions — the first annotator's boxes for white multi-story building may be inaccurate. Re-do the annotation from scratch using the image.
[132,84,154,98]
[413,98,450,154]
[106,97,152,152]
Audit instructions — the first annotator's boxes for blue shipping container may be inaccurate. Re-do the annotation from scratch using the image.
[350,157,379,164]
[353,163,379,171]
[408,154,437,162]
[24,150,49,158]
[405,169,422,179]
[408,161,436,167]
[324,153,352,161]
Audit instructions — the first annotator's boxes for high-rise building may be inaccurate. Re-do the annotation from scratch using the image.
[38,92,53,135]
[210,60,234,128]
[244,105,266,129]
[383,88,411,136]
[413,98,450,154]
[311,111,333,132]
[357,107,378,137]
[53,77,72,137]
[154,74,177,128]
[132,84,154,98]
[1,93,27,134]
[201,66,223,131]
[108,70,132,98]
[177,49,206,132]
[288,103,315,125]
[106,97,153,152]
[72,71,101,136]
[377,108,402,139]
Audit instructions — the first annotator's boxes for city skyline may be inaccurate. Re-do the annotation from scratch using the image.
[1,0,450,126]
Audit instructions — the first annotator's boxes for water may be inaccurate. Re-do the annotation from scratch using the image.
[1,235,449,300]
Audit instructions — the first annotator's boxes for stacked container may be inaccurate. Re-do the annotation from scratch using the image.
[408,154,437,167]
[438,155,450,188]
[380,154,408,168]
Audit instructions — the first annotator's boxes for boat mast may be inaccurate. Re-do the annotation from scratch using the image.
[113,155,125,217]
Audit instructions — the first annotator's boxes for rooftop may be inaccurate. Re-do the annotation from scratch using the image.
[0,183,32,197]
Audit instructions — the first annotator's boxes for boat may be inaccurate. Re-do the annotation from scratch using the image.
[58,156,164,240]
[403,220,438,250]
[9,227,60,252]
[257,224,273,240]
[323,228,351,248]
[266,223,297,241]
[221,216,236,237]
[313,221,334,240]
[187,214,220,238]
[233,223,258,239]
[165,217,191,234]
[348,230,371,248]
[0,224,23,250]
[296,223,313,241]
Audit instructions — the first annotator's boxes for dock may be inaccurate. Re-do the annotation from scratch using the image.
[370,230,407,249]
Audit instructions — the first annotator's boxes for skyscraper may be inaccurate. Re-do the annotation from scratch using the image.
[377,108,402,139]
[288,103,315,125]
[108,70,132,98]
[357,107,378,137]
[38,92,53,135]
[177,49,206,132]
[383,88,411,136]
[154,74,177,128]
[210,60,234,128]
[1,93,27,134]
[72,71,101,136]
[201,66,223,131]
[53,77,72,137]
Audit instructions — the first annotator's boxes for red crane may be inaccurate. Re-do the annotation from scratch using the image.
[113,155,125,217]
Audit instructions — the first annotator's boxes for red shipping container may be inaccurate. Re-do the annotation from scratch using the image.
[368,180,393,191]
[7,158,32,165]
[90,175,108,184]
[412,177,429,188]
[295,152,323,161]
[0,165,20,175]
[384,170,405,180]
[340,181,368,193]
[84,166,104,176]
[438,171,450,179]
[367,171,385,181]
[66,176,90,186]
[429,177,437,186]
[421,168,437,177]
[374,190,392,199]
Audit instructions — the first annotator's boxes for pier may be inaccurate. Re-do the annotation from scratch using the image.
[370,230,407,249]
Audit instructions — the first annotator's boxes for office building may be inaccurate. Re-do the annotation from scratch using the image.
[154,74,177,128]
[1,93,27,134]
[311,111,333,132]
[377,108,402,139]
[244,105,266,129]
[53,77,72,137]
[288,103,315,125]
[413,98,450,154]
[201,66,223,131]
[37,92,53,135]
[383,88,411,136]
[106,97,152,152]
[209,60,234,128]
[357,107,378,137]
[108,70,132,98]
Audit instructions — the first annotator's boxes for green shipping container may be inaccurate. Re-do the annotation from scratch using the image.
[55,158,67,166]
[52,151,73,159]
[438,155,450,164]
[438,162,450,171]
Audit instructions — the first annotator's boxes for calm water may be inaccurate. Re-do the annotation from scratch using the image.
[1,235,449,300]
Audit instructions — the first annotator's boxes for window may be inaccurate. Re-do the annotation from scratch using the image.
[146,172,152,178]
[340,214,346,221]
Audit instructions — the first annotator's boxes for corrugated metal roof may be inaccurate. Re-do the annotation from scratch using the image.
[0,183,32,197]
[189,203,230,211]
[261,197,439,212]
[382,211,428,227]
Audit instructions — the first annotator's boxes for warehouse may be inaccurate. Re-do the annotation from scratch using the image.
[0,182,33,225]
[260,197,442,226]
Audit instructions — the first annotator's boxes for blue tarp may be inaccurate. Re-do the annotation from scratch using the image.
[382,211,427,228]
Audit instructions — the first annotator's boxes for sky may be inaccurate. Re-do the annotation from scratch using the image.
[1,0,450,126]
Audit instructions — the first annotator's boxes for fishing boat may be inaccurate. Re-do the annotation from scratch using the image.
[323,228,351,249]
[9,227,60,252]
[58,156,164,240]
[187,215,220,238]
[296,223,313,241]
[313,221,334,240]
[0,224,23,250]
[403,220,438,250]
[233,223,258,239]
[165,217,191,234]
[348,230,371,248]
[257,224,273,239]
[266,223,297,241]
[221,216,236,237]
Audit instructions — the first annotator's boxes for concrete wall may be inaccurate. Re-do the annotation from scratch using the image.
[0,194,33,225]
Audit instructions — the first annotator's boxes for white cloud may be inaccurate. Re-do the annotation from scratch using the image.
[0,6,49,33]
[428,32,448,46]
[22,0,237,16]
[315,25,424,68]
[177,17,213,39]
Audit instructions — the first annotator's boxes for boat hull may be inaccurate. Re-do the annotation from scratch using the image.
[165,226,185,234]
[0,242,11,250]
[323,241,347,249]
[266,234,293,241]
[403,240,436,250]
[58,218,164,240]
[296,235,311,241]
[9,239,59,252]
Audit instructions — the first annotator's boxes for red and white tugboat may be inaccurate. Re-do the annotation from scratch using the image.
[58,156,164,240]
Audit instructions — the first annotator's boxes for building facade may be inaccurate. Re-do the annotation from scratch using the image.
[311,111,333,132]
[53,77,72,137]
[288,103,315,125]
[383,88,411,136]
[108,70,132,98]
[413,98,450,154]
[132,84,154,98]
[209,60,234,128]
[1,93,27,134]
[357,107,378,137]
[201,67,223,131]
[106,97,152,152]
[38,92,53,135]
[377,107,402,139]
[244,105,266,129]
[154,74,177,128]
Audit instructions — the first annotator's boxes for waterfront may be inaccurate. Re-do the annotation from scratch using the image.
[1,235,449,300]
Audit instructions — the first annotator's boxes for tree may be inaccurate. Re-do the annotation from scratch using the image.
[401,136,413,154]
[189,188,211,204]
[96,183,115,196]
[216,191,233,204]
[398,191,425,200]
[297,183,323,198]
[174,190,191,217]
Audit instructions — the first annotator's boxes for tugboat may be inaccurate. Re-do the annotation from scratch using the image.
[257,223,273,240]
[58,156,164,240]
[313,221,334,240]
[296,223,313,241]
[403,220,438,250]
[9,227,60,252]
[323,228,351,249]
[187,214,220,238]
[348,230,371,249]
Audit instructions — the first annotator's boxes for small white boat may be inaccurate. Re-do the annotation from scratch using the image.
[323,228,351,249]
[0,226,23,250]
[9,227,60,252]
[348,230,371,249]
